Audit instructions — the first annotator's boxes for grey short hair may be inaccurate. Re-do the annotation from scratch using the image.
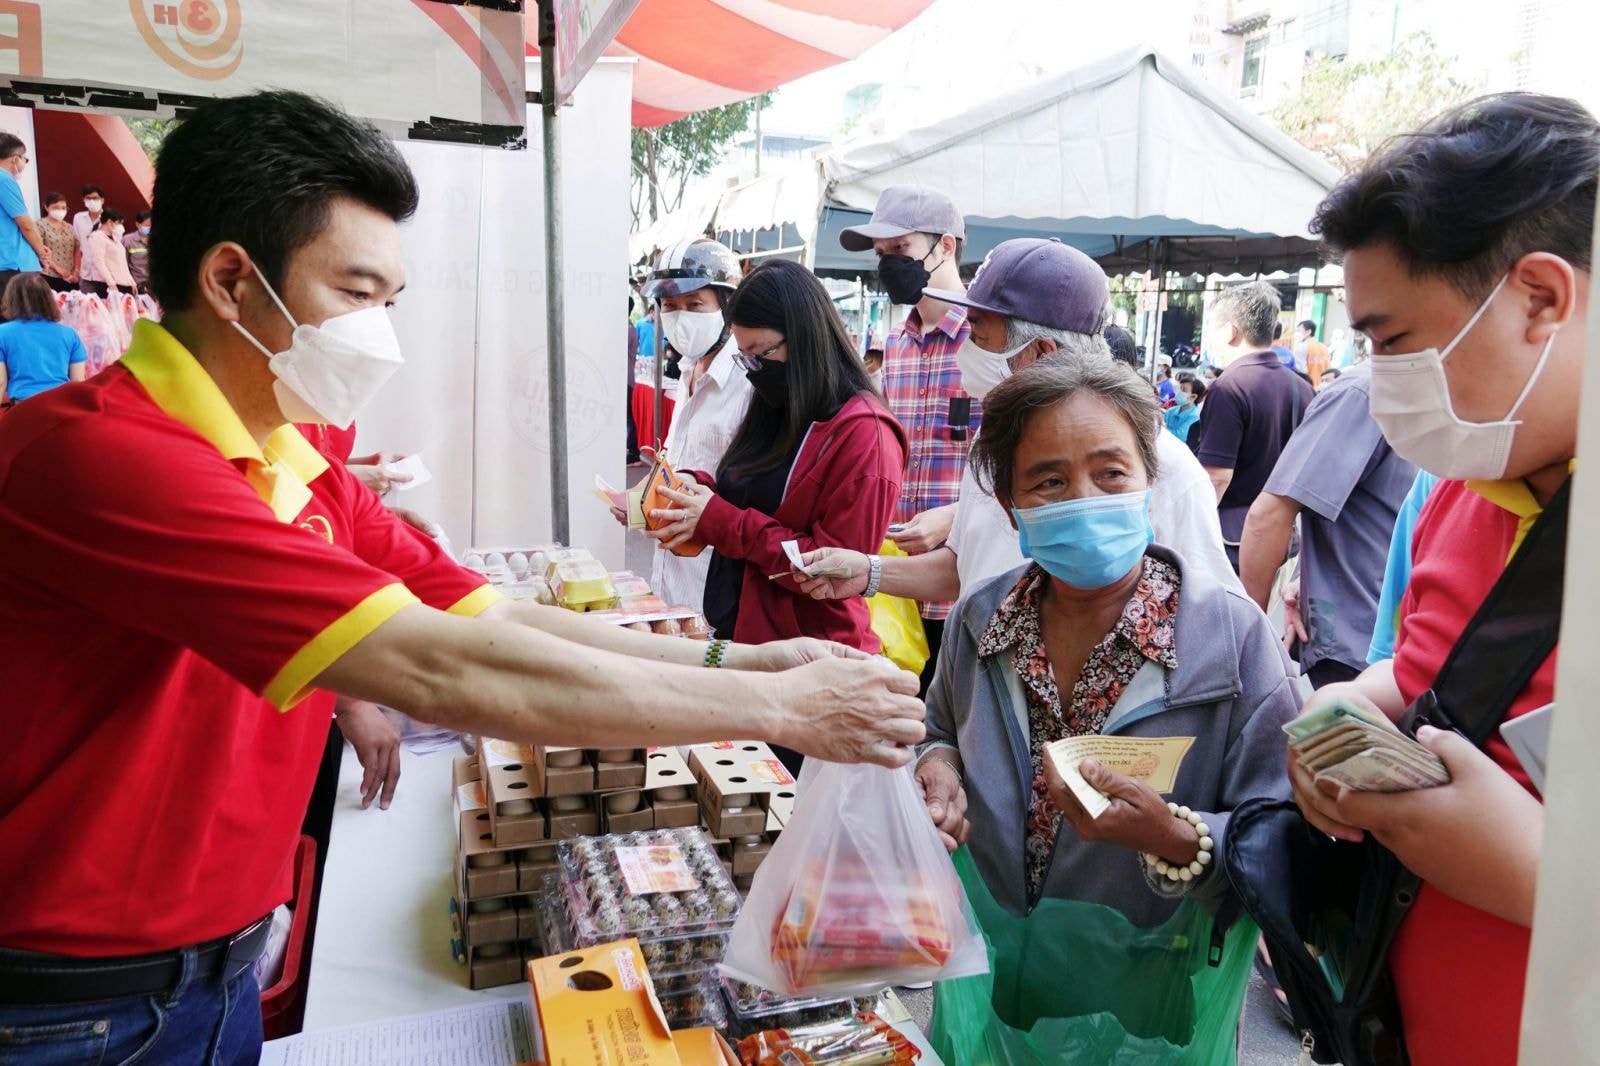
[972,353,1162,503]
[1003,317,1113,361]
[1210,281,1281,348]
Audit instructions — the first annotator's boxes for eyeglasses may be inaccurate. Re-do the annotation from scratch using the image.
[733,340,785,372]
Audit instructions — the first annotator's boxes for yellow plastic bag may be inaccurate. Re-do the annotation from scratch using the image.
[869,540,930,676]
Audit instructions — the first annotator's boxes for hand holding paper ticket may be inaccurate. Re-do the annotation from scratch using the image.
[1284,700,1450,792]
[771,539,855,581]
[1043,736,1196,818]
[379,453,431,492]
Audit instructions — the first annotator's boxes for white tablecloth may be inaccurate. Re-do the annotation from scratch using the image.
[303,746,523,1029]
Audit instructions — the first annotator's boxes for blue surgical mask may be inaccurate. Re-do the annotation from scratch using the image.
[1013,490,1153,589]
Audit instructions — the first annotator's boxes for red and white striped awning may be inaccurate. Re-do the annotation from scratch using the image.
[528,0,936,127]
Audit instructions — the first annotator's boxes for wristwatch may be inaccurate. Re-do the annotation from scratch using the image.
[863,556,883,598]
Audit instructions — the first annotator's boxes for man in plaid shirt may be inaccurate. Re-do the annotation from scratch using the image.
[840,185,975,692]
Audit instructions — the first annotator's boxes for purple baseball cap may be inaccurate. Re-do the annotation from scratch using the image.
[838,184,966,252]
[924,238,1108,334]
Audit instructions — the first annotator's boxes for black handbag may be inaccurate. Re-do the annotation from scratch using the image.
[1224,478,1569,1065]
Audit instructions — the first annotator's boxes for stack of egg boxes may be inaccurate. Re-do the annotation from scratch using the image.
[453,738,707,989]
[684,742,796,892]
[451,752,549,989]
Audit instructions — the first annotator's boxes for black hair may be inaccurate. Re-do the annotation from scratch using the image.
[973,355,1162,502]
[1298,319,1317,335]
[81,184,103,198]
[42,190,65,208]
[3,272,59,322]
[0,133,23,160]
[1273,320,1285,340]
[136,209,152,223]
[719,259,878,477]
[1312,92,1599,299]
[1182,375,1207,403]
[1104,323,1139,368]
[99,207,125,227]
[148,90,419,312]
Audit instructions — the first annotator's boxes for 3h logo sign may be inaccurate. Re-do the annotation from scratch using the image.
[0,1,43,78]
[131,0,244,81]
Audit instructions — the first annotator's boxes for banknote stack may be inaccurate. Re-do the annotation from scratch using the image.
[1284,700,1450,792]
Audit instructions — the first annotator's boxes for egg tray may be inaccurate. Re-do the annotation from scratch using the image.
[717,975,883,1039]
[551,875,734,979]
[656,975,729,1031]
[557,829,741,935]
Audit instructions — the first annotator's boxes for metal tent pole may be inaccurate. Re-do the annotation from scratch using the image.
[653,297,665,454]
[539,0,569,544]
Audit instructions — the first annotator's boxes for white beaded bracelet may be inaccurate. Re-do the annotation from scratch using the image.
[1142,802,1214,883]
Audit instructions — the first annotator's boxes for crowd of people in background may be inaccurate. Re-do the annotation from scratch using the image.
[620,89,1589,1066]
[0,132,152,407]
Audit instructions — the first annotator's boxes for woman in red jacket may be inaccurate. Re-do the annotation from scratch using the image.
[650,259,907,655]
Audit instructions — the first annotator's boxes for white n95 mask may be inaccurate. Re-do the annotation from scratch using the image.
[1368,274,1558,480]
[232,265,404,429]
[661,308,726,361]
[954,338,1029,401]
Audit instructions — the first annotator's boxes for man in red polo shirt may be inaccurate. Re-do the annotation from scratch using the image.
[0,91,923,1063]
[1288,93,1593,1065]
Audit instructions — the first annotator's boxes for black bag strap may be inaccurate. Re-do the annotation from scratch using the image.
[1410,477,1570,747]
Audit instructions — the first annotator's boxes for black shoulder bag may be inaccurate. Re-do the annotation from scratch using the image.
[1223,478,1569,1065]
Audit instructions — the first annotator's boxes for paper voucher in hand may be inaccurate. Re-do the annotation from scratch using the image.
[593,475,645,528]
[778,539,854,580]
[1284,700,1450,792]
[382,453,432,491]
[1044,735,1197,819]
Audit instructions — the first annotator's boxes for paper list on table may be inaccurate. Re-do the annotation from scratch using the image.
[259,998,534,1066]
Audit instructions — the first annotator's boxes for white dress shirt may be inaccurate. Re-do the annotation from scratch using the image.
[946,425,1241,596]
[649,338,754,610]
[73,211,103,281]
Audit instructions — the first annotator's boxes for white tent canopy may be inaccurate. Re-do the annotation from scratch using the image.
[643,46,1342,277]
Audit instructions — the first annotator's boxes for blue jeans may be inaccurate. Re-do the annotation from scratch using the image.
[0,946,262,1065]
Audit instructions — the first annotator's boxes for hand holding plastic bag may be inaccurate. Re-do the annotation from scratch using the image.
[722,759,987,998]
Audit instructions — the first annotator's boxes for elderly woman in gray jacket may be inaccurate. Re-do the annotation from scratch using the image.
[920,355,1299,1063]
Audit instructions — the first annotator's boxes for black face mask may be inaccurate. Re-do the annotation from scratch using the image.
[745,358,790,407]
[877,243,945,305]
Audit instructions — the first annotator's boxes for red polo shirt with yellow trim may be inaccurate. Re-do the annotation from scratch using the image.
[1388,476,1553,1066]
[0,321,497,956]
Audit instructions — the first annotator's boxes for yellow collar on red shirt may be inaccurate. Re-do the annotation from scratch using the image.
[1466,459,1576,559]
[119,319,329,523]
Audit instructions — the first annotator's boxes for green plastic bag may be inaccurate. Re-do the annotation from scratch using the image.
[931,847,1258,1065]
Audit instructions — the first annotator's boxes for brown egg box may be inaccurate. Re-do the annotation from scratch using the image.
[687,742,793,812]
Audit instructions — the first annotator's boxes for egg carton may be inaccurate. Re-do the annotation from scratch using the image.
[657,972,729,1031]
[557,829,742,943]
[718,975,883,1038]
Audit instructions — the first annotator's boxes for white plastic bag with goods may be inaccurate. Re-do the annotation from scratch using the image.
[721,759,987,998]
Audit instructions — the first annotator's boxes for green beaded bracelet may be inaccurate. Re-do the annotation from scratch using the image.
[703,638,729,669]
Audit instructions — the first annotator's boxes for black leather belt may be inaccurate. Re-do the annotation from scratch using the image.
[0,915,273,1006]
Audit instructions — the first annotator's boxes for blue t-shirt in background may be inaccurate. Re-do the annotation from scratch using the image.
[1158,378,1177,404]
[0,318,87,401]
[1367,470,1442,664]
[634,318,658,360]
[1164,401,1201,443]
[0,170,40,272]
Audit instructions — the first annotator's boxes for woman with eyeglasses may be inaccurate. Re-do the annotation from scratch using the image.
[649,259,907,663]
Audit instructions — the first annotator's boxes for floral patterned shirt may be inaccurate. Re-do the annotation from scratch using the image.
[38,217,77,282]
[977,556,1181,905]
